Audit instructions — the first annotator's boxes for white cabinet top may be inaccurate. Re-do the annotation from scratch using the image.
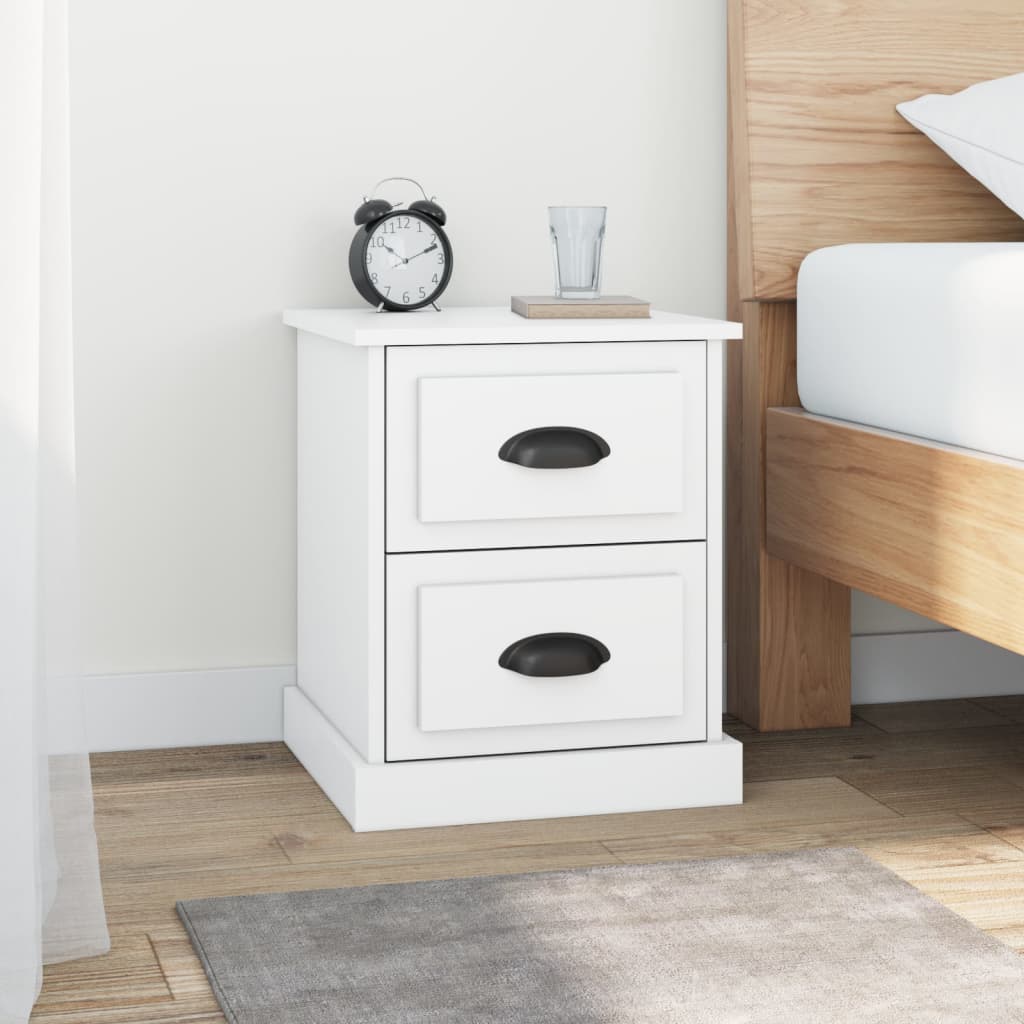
[284,306,742,347]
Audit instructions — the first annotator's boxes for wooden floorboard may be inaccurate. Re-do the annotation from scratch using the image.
[30,697,1024,1022]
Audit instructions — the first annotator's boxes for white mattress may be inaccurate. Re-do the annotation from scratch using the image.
[797,243,1024,462]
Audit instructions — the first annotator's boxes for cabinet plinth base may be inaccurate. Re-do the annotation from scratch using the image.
[283,686,743,832]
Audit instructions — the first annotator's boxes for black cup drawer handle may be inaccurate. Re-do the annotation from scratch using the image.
[498,426,611,469]
[498,632,611,677]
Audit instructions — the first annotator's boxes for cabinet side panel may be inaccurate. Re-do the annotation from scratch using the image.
[297,333,384,762]
[706,340,724,741]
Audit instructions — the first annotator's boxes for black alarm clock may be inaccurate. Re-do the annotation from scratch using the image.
[348,177,453,312]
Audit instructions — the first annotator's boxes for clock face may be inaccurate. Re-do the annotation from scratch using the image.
[363,212,449,308]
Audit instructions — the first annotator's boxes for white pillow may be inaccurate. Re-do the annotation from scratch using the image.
[897,72,1024,220]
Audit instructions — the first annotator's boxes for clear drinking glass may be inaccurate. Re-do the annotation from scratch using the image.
[549,206,606,299]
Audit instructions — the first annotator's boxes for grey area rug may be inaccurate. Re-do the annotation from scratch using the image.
[177,847,1024,1023]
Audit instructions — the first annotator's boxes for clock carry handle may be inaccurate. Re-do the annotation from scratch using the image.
[366,177,430,202]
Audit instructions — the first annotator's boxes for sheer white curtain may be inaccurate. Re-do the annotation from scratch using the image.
[1,0,110,1019]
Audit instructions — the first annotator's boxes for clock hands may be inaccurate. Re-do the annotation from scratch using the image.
[381,241,437,269]
[382,245,410,271]
[406,242,438,263]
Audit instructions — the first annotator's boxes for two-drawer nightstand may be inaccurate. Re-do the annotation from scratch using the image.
[283,306,743,831]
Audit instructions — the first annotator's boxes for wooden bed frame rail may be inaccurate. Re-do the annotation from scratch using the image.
[727,0,1024,730]
[767,410,1024,660]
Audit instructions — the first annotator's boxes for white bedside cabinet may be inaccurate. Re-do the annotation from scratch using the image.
[283,306,743,831]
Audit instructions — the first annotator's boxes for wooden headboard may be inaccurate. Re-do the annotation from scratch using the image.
[726,0,1024,732]
[730,0,1024,302]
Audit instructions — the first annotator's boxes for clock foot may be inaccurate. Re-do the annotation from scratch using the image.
[431,301,442,312]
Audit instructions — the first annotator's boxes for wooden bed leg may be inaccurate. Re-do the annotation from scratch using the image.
[725,300,851,731]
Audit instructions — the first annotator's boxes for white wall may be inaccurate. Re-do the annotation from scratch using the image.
[70,0,728,675]
[852,593,945,635]
[70,0,1012,715]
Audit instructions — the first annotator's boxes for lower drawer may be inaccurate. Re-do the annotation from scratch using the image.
[386,543,707,761]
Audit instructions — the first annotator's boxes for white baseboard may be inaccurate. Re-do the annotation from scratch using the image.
[85,632,1024,753]
[852,630,1024,704]
[721,632,1024,710]
[83,666,293,752]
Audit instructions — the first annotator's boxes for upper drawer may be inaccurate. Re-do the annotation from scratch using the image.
[386,341,706,552]
[419,370,684,523]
